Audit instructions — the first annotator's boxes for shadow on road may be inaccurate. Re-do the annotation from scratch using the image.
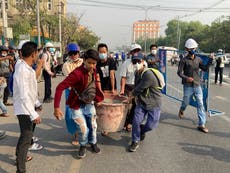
[178,142,230,163]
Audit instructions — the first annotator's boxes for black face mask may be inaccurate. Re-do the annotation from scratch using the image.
[188,49,196,55]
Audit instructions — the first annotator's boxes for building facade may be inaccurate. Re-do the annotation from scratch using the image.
[132,20,160,43]
[0,0,66,38]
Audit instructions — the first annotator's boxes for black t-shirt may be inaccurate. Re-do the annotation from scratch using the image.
[96,58,117,91]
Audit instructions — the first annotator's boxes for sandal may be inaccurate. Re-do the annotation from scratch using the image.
[71,140,79,146]
[124,124,132,132]
[197,126,209,133]
[0,113,9,117]
[101,131,108,136]
[14,156,33,165]
[26,156,33,162]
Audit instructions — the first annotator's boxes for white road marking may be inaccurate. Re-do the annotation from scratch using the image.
[220,115,230,122]
[215,96,230,103]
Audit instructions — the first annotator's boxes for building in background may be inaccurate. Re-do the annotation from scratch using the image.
[0,0,66,44]
[132,20,160,43]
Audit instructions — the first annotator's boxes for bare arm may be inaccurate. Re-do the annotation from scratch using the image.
[110,70,115,93]
[35,58,44,79]
[120,76,126,95]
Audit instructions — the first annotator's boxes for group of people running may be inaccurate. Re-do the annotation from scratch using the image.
[0,38,216,173]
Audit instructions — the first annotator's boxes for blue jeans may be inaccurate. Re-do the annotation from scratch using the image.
[0,88,7,114]
[132,105,161,142]
[65,89,77,135]
[71,103,97,146]
[180,85,206,126]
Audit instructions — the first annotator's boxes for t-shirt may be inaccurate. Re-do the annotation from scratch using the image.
[120,59,148,85]
[146,54,159,69]
[96,58,117,91]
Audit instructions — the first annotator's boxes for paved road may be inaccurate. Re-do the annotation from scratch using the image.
[0,63,230,173]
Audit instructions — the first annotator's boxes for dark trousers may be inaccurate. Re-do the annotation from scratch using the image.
[215,67,223,84]
[16,115,33,173]
[124,84,135,127]
[3,76,10,104]
[30,123,36,145]
[43,70,52,101]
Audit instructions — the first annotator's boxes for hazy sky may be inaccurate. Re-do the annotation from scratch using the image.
[67,0,230,49]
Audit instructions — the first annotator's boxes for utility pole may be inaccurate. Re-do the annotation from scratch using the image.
[176,16,180,50]
[37,0,41,47]
[59,0,62,53]
[2,0,8,45]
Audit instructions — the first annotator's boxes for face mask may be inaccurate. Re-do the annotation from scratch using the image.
[188,49,196,55]
[151,50,157,55]
[136,62,143,71]
[49,48,55,53]
[99,53,107,60]
[1,53,7,57]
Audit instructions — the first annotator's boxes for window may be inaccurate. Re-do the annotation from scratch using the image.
[0,0,8,10]
[48,0,52,10]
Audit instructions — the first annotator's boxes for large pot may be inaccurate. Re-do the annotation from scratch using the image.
[96,92,129,133]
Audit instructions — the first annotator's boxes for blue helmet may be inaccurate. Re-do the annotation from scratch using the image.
[67,43,80,52]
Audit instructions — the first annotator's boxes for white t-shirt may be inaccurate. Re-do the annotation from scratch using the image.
[120,59,147,85]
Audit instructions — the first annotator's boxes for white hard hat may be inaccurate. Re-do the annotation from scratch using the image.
[130,43,142,51]
[185,38,198,49]
[18,40,30,50]
[217,49,223,52]
[45,42,54,48]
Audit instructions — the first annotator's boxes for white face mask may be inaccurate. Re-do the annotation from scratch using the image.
[136,62,143,71]
[151,50,157,55]
[133,62,143,72]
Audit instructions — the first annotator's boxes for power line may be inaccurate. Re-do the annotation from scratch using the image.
[68,1,230,13]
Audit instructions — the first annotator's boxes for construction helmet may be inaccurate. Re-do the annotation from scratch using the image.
[217,49,223,52]
[17,40,30,50]
[67,43,80,52]
[130,43,142,52]
[45,42,54,48]
[185,38,198,49]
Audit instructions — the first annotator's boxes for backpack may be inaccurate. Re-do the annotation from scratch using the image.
[141,68,165,91]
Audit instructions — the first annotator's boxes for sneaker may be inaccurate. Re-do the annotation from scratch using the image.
[91,143,101,154]
[178,109,184,119]
[29,143,43,151]
[32,136,39,143]
[140,125,145,141]
[78,146,86,158]
[129,141,139,152]
[197,126,209,133]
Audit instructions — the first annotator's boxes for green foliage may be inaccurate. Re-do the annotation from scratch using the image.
[156,16,230,53]
[9,1,99,50]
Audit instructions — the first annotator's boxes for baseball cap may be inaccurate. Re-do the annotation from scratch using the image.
[132,52,144,60]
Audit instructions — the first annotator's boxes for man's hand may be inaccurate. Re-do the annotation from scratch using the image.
[119,90,124,96]
[54,108,64,120]
[95,102,103,107]
[187,77,194,83]
[33,116,41,124]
